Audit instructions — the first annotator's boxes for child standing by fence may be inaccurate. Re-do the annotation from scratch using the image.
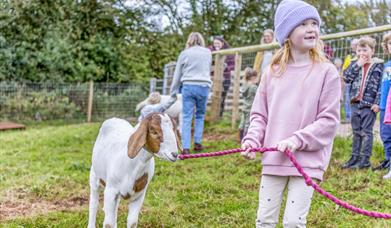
[374,32,391,172]
[238,68,258,141]
[381,32,391,179]
[341,36,384,169]
[241,0,341,227]
[136,92,176,121]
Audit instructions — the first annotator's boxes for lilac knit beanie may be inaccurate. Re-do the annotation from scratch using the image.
[274,0,321,47]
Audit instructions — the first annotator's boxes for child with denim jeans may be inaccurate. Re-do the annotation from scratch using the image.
[341,36,384,169]
[380,32,391,179]
[170,32,212,154]
[241,1,341,226]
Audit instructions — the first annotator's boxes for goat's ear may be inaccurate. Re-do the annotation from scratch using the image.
[128,119,148,158]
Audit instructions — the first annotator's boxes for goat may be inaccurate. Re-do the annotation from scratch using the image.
[136,94,182,132]
[88,113,182,228]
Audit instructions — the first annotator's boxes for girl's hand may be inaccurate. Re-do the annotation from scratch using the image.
[371,104,380,113]
[276,139,298,153]
[241,141,256,160]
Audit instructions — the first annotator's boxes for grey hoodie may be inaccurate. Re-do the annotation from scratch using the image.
[170,46,212,95]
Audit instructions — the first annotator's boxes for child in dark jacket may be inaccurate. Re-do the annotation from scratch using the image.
[341,36,384,169]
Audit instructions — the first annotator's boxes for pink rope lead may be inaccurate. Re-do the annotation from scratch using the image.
[178,147,391,219]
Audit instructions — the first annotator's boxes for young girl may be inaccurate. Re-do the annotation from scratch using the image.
[253,29,275,80]
[381,32,391,179]
[239,67,258,141]
[137,92,176,121]
[241,0,341,227]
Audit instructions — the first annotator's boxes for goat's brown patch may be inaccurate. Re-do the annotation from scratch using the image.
[105,224,112,228]
[133,173,148,192]
[99,179,106,187]
[121,193,130,200]
[130,223,137,228]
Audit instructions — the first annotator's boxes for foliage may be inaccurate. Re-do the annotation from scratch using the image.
[0,120,390,227]
[0,0,389,82]
[0,82,84,121]
[2,91,81,120]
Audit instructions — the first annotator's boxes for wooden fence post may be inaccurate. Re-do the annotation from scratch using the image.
[231,52,242,129]
[87,80,94,123]
[210,54,225,121]
[149,78,157,93]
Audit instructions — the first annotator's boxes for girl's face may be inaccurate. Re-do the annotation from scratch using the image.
[263,32,273,44]
[213,39,224,50]
[289,19,319,51]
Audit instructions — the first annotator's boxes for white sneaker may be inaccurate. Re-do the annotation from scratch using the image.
[383,170,391,179]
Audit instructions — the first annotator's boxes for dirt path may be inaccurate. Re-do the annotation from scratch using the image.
[0,192,88,221]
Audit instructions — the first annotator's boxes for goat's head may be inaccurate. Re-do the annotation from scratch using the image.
[127,112,182,161]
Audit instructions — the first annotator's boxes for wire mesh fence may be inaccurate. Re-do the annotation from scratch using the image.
[0,81,149,123]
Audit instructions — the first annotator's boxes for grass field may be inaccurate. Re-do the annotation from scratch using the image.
[0,120,390,227]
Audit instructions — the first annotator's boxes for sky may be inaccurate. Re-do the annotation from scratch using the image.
[125,0,378,31]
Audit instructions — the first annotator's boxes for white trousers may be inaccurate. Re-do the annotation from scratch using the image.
[255,175,315,228]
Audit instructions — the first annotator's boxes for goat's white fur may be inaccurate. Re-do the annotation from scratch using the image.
[88,115,179,228]
[136,94,182,132]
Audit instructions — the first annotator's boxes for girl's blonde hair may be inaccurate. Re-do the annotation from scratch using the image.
[270,39,328,76]
[382,32,391,54]
[186,32,205,48]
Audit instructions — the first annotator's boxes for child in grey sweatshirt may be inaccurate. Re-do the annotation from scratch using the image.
[138,92,176,121]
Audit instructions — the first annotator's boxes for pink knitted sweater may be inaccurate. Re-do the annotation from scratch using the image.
[242,62,341,180]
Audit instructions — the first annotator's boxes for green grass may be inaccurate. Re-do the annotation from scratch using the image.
[0,120,390,227]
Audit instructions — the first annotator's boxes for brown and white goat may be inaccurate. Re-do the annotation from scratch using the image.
[88,113,181,228]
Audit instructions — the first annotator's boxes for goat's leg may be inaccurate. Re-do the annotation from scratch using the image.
[114,196,120,228]
[103,187,119,228]
[88,167,100,228]
[127,191,147,228]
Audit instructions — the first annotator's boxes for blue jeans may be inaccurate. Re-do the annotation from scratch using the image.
[181,84,210,149]
[380,110,391,160]
[344,84,351,121]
